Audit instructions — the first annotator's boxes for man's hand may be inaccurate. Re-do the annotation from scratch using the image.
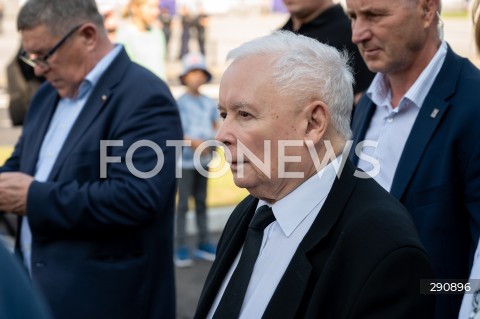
[0,172,34,216]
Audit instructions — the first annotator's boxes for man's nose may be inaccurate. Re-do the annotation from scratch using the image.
[351,18,371,45]
[215,120,234,147]
[33,64,48,77]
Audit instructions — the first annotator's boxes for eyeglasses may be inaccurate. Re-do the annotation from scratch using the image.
[19,24,84,68]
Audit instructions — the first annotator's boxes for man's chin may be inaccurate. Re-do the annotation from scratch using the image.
[52,86,67,98]
[58,90,76,99]
[50,83,71,98]
[232,175,249,189]
[232,173,257,190]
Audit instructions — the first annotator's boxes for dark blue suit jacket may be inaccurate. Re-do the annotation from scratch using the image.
[0,48,183,319]
[0,243,52,319]
[350,46,480,318]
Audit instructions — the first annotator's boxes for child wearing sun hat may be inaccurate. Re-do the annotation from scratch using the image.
[174,53,219,267]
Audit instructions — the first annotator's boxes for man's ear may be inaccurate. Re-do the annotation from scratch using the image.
[421,0,438,27]
[304,100,329,144]
[79,23,98,50]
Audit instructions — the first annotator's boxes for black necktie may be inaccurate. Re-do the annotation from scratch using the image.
[213,205,276,319]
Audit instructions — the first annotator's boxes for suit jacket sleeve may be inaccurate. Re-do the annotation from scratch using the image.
[24,81,182,236]
[348,246,434,318]
[465,138,480,238]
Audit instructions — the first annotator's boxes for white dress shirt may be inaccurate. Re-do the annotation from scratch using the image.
[20,45,123,274]
[207,158,339,318]
[357,41,447,191]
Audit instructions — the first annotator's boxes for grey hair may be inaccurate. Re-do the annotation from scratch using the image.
[402,0,442,14]
[17,0,104,36]
[226,30,354,140]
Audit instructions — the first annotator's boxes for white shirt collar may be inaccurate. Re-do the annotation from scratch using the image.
[258,158,339,237]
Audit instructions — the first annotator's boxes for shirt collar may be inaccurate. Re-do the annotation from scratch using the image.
[76,44,123,99]
[258,157,339,237]
[367,41,448,110]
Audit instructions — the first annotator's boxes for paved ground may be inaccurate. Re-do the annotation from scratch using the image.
[175,232,222,319]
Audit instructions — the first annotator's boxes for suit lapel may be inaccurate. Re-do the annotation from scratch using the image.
[262,248,311,319]
[46,49,130,181]
[389,95,449,199]
[22,91,59,175]
[263,161,358,318]
[46,88,112,180]
[195,197,258,318]
[301,161,357,250]
[350,98,376,165]
[390,46,461,199]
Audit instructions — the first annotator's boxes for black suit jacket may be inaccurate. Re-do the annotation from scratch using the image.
[0,48,183,319]
[195,161,435,318]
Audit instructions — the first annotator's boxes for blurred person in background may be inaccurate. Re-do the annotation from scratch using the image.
[117,0,167,81]
[281,0,375,103]
[174,53,219,268]
[347,0,480,317]
[6,45,45,126]
[0,0,4,35]
[178,0,208,60]
[0,0,182,318]
[159,6,173,59]
[0,242,52,319]
[97,0,119,42]
[459,0,480,317]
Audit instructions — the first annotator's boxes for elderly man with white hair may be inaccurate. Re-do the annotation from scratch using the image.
[194,30,435,319]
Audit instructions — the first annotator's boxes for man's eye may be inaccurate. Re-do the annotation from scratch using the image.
[365,12,382,20]
[238,111,251,118]
[219,112,227,120]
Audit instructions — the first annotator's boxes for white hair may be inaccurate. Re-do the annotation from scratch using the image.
[226,30,354,139]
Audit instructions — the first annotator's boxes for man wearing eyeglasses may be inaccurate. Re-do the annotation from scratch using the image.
[0,1,182,319]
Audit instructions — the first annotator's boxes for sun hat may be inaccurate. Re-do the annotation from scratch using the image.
[179,53,212,85]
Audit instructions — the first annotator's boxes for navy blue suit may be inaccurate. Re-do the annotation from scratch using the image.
[0,243,52,319]
[350,46,480,318]
[0,48,183,319]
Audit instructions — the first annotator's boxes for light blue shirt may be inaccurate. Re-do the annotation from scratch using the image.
[208,158,339,318]
[357,41,447,191]
[21,45,123,274]
[177,92,219,169]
